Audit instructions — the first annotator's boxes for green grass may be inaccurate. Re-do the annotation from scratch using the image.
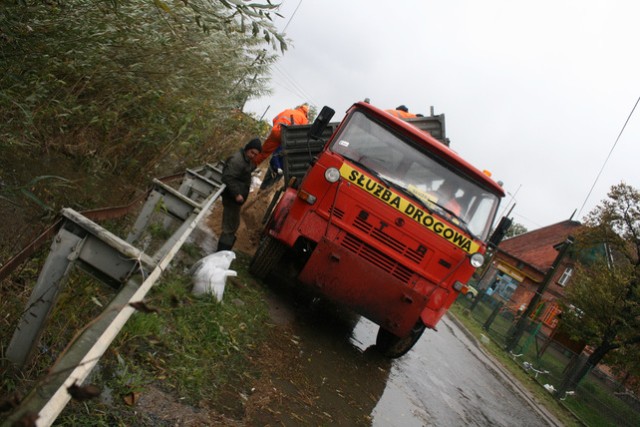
[562,378,640,427]
[56,252,272,425]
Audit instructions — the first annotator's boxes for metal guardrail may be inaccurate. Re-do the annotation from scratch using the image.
[0,171,185,284]
[2,163,225,426]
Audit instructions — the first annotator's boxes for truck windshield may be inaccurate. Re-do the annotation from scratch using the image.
[329,111,500,241]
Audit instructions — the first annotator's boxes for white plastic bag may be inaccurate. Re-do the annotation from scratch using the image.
[191,251,237,301]
[192,250,236,271]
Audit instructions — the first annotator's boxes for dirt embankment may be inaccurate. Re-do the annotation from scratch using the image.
[156,169,390,426]
[206,166,280,255]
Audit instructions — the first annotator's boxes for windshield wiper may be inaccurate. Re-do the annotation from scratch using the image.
[391,183,435,215]
[399,184,476,239]
[348,159,394,189]
[346,158,477,239]
[428,200,478,239]
[349,159,437,214]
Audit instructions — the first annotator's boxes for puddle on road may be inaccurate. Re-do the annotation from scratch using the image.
[371,377,432,427]
[348,315,379,352]
[256,281,394,425]
[294,302,436,427]
[245,271,548,426]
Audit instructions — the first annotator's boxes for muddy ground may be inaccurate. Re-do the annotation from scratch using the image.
[207,173,280,256]
[132,170,391,426]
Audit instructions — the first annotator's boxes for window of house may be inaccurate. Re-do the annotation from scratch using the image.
[498,283,517,300]
[541,303,561,328]
[557,267,573,286]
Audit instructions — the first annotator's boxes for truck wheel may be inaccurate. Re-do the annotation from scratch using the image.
[375,322,426,358]
[249,235,286,280]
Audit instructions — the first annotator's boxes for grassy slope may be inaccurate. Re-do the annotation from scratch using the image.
[54,251,273,425]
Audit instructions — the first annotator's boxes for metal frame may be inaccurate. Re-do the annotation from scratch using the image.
[3,164,225,427]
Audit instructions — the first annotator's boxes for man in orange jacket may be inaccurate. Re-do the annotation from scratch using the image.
[253,104,310,165]
[386,105,417,119]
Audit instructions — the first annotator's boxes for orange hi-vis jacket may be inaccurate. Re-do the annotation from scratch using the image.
[254,106,309,165]
[386,109,417,119]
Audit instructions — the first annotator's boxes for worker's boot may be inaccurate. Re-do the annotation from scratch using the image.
[217,235,236,252]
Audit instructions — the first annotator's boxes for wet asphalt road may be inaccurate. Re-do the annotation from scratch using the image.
[346,314,558,426]
[260,282,560,426]
[201,219,558,425]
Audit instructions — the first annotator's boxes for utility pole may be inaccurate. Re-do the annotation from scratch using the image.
[505,236,574,352]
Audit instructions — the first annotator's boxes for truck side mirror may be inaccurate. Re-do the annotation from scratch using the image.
[488,216,512,248]
[308,106,335,140]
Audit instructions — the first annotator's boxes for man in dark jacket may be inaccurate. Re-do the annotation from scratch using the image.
[218,138,261,251]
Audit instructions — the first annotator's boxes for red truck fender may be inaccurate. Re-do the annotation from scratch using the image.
[420,288,447,329]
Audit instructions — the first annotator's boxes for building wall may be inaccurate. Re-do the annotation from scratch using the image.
[477,251,575,336]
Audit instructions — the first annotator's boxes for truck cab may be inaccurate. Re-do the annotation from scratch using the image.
[250,102,505,357]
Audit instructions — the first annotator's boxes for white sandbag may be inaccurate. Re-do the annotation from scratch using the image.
[192,250,236,272]
[210,268,238,302]
[191,251,237,301]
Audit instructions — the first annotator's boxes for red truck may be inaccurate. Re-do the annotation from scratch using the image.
[250,102,507,357]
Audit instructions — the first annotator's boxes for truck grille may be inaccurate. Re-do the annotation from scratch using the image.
[342,233,414,284]
[330,207,345,219]
[352,216,425,264]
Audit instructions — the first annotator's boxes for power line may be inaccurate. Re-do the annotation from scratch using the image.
[264,0,320,111]
[577,95,640,218]
[272,63,318,105]
[498,183,522,220]
[512,212,543,230]
[272,64,309,98]
[275,1,320,105]
[282,0,304,33]
[271,79,308,98]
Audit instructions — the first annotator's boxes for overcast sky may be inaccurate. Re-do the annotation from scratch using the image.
[244,0,640,232]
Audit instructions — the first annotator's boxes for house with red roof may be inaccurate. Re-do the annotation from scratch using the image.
[477,219,582,335]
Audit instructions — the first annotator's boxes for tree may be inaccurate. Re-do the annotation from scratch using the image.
[0,0,288,253]
[505,222,528,239]
[0,0,284,171]
[607,344,640,394]
[557,182,640,396]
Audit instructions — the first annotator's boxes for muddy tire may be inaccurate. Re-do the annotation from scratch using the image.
[375,322,426,358]
[249,235,286,280]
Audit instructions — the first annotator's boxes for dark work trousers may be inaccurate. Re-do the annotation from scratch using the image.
[219,196,241,250]
[259,166,283,191]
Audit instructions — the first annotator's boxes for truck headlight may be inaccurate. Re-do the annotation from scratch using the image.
[324,167,340,183]
[470,253,485,268]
